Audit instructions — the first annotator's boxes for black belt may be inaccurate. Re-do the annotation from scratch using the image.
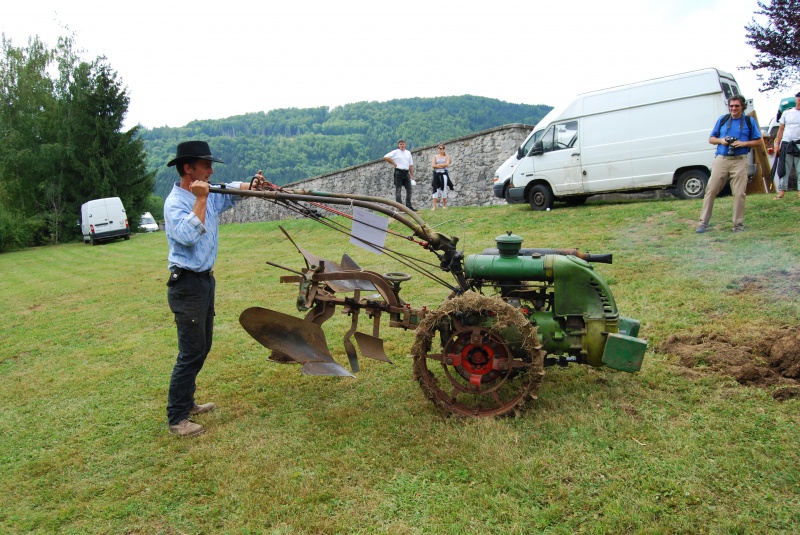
[173,268,214,277]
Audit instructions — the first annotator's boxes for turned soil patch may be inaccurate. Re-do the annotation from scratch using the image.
[725,266,800,299]
[660,326,800,401]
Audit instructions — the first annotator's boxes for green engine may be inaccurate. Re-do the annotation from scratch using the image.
[462,232,647,373]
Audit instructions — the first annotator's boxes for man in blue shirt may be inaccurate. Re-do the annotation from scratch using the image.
[697,95,762,233]
[164,141,264,437]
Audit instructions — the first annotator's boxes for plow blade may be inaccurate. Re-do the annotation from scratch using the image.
[239,307,354,377]
[354,332,392,363]
[301,361,357,377]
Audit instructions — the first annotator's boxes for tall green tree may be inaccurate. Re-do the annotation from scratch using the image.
[0,34,154,250]
[746,0,800,91]
[0,35,55,248]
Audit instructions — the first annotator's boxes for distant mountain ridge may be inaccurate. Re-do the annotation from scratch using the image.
[139,95,552,198]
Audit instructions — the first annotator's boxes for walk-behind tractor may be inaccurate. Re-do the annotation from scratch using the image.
[213,181,647,417]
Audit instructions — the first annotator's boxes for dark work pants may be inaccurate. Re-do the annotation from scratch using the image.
[394,168,413,207]
[166,271,215,425]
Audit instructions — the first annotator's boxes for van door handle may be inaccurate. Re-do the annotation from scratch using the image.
[571,153,580,156]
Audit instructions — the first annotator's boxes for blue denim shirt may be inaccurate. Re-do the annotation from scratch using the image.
[164,182,243,272]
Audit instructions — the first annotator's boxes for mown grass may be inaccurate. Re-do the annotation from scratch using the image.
[1,193,799,534]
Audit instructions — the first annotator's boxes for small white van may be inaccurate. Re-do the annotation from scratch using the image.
[80,197,130,245]
[495,68,747,210]
[139,212,159,232]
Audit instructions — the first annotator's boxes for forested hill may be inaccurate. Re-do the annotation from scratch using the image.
[140,95,551,199]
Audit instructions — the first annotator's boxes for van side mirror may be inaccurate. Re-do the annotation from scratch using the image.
[517,147,524,159]
[531,141,544,156]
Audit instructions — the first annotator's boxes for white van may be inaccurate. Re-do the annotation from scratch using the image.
[80,197,130,245]
[497,68,746,210]
[139,212,159,232]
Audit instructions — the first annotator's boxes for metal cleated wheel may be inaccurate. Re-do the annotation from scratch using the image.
[411,293,544,417]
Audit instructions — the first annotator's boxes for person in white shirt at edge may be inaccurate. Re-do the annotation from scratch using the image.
[383,139,416,211]
[773,90,800,200]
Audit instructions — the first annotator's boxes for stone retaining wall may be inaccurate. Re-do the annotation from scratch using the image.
[221,124,534,223]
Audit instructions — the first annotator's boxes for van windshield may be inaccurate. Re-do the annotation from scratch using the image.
[141,216,156,225]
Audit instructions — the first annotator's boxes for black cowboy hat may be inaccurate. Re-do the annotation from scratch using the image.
[167,140,224,167]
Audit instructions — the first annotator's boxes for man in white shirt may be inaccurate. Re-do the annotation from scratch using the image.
[383,139,416,210]
[773,91,800,199]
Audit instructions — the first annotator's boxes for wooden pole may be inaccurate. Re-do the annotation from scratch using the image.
[746,109,772,194]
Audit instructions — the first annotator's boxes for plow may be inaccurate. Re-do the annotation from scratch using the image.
[213,180,648,417]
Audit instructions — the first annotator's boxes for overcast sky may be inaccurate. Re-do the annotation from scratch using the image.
[2,0,786,130]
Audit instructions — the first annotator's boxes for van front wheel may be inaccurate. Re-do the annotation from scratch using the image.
[674,170,709,200]
[528,184,554,211]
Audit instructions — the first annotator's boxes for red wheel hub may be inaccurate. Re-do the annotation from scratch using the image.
[460,344,494,375]
[447,332,507,387]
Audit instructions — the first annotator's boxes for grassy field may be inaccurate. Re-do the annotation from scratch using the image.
[1,193,799,534]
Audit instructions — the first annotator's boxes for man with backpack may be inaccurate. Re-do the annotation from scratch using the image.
[772,91,800,200]
[696,95,762,233]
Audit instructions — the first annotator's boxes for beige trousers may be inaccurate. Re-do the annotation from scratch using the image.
[699,156,747,230]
